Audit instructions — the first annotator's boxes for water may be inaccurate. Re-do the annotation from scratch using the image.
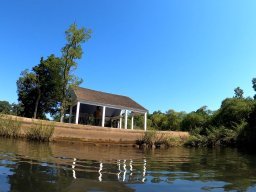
[0,138,256,192]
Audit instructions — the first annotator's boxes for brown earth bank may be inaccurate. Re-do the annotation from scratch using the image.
[4,115,189,146]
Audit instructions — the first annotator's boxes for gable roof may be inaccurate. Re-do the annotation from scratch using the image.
[72,87,147,113]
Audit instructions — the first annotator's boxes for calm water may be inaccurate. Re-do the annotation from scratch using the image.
[1,138,256,192]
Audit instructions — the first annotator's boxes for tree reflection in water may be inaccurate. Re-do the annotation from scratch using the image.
[1,138,256,192]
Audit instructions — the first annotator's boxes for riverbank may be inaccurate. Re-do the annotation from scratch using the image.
[0,115,189,146]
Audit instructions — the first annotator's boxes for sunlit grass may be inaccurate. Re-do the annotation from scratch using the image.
[136,130,182,149]
[0,114,21,138]
[26,120,55,142]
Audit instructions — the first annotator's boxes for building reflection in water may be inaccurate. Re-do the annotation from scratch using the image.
[117,160,121,180]
[98,161,103,182]
[71,157,147,183]
[142,159,147,183]
[72,158,77,179]
[123,160,127,182]
[130,159,133,176]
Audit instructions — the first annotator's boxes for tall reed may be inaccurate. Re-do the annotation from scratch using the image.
[26,120,55,142]
[0,114,21,138]
[136,131,177,149]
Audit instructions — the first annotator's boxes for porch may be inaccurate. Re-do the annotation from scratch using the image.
[67,87,148,131]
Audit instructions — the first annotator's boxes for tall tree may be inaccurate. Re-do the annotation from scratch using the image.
[59,23,91,122]
[234,87,244,99]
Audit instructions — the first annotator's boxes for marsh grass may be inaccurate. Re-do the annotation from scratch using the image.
[0,114,21,138]
[136,131,179,149]
[26,120,55,142]
[136,131,157,147]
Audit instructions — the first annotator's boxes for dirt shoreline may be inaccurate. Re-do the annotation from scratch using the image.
[5,115,189,146]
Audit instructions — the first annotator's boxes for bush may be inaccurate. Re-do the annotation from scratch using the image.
[185,122,247,148]
[26,120,55,142]
[211,98,254,128]
[185,134,207,147]
[136,131,157,147]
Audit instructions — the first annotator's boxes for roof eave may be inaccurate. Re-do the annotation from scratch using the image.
[75,98,148,114]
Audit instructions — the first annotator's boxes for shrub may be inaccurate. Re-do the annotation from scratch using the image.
[136,131,181,148]
[136,131,157,147]
[185,122,247,148]
[184,134,207,147]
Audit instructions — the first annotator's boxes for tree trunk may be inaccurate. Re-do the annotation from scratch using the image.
[60,105,65,122]
[33,89,41,119]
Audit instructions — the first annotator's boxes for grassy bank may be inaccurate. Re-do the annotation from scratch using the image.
[0,115,21,138]
[0,114,188,147]
[26,120,55,142]
[0,114,54,142]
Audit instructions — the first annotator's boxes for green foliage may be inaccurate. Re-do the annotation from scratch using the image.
[151,111,168,130]
[0,101,22,115]
[184,99,252,148]
[136,131,181,148]
[238,103,256,146]
[211,98,254,128]
[137,131,157,147]
[252,78,256,100]
[234,87,244,98]
[0,101,12,114]
[17,55,63,119]
[180,106,210,132]
[184,97,256,148]
[26,121,55,142]
[17,24,91,120]
[185,122,248,148]
[150,110,185,131]
[184,134,207,147]
[17,70,38,118]
[59,23,92,122]
[0,115,21,138]
[166,110,186,130]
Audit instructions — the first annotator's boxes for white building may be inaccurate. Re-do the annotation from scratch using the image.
[68,87,148,131]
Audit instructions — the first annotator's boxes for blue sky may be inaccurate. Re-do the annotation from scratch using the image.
[1,0,256,113]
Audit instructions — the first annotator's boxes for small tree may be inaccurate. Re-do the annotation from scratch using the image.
[234,87,244,99]
[0,101,12,114]
[252,78,256,99]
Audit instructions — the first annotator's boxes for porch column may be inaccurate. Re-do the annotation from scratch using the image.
[75,102,80,124]
[69,105,73,123]
[131,114,134,130]
[124,110,128,129]
[102,106,106,127]
[144,112,147,131]
[119,111,122,129]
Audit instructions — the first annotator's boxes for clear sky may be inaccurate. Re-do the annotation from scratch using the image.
[1,0,256,113]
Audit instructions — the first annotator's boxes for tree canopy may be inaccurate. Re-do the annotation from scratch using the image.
[16,23,91,119]
[17,55,63,119]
